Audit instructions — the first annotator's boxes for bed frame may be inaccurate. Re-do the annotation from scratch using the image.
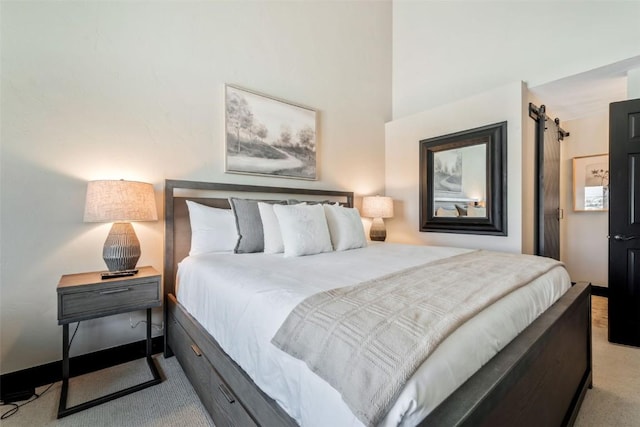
[163,179,592,427]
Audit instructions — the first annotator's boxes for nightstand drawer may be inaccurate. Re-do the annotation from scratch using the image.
[59,281,160,323]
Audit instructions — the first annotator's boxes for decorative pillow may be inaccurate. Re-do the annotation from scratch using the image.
[467,205,487,217]
[323,204,367,251]
[287,199,330,205]
[229,198,265,253]
[258,202,285,254]
[455,204,468,216]
[436,207,459,217]
[185,200,238,255]
[273,204,333,257]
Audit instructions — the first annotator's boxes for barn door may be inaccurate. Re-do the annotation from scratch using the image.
[530,104,568,260]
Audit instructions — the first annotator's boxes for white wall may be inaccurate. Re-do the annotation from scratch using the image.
[630,68,640,98]
[0,1,392,374]
[460,145,486,203]
[385,81,527,253]
[393,1,640,119]
[561,115,609,285]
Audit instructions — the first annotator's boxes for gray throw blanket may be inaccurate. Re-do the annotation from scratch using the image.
[271,250,563,426]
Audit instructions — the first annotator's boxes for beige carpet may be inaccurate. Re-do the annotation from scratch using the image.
[0,356,214,426]
[574,296,640,427]
[2,295,639,426]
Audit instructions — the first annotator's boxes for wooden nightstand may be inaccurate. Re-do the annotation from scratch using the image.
[56,266,162,418]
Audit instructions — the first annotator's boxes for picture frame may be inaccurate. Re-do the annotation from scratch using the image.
[573,153,609,211]
[225,85,318,180]
[419,121,508,236]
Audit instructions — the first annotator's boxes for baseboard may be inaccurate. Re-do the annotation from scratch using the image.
[0,336,164,403]
[572,282,608,298]
[591,285,608,298]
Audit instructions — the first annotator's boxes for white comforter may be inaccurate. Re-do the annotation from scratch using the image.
[176,243,570,426]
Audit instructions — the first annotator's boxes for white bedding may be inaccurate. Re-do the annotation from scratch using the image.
[176,242,571,426]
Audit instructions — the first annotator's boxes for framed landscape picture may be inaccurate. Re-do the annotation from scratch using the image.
[573,153,609,211]
[433,149,463,195]
[225,85,317,180]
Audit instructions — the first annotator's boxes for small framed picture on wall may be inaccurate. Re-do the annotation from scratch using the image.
[573,153,609,211]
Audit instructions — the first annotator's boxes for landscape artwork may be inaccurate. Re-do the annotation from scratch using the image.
[433,149,463,194]
[225,85,317,180]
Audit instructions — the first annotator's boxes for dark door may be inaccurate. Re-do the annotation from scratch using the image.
[609,98,640,346]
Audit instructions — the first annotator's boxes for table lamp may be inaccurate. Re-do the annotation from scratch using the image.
[362,195,394,242]
[84,180,158,276]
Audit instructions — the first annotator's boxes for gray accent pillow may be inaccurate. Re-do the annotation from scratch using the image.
[229,198,287,253]
[229,198,264,253]
[455,204,468,216]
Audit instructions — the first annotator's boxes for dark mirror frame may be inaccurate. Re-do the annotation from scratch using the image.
[419,121,507,235]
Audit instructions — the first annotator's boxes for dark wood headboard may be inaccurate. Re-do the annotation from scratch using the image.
[163,179,354,298]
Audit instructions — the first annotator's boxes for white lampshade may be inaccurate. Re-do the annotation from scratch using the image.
[362,196,394,219]
[84,180,158,222]
[83,180,157,273]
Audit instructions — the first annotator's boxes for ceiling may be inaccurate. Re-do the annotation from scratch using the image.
[529,56,640,122]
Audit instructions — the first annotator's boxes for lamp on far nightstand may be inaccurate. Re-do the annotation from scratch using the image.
[362,195,394,242]
[84,180,157,275]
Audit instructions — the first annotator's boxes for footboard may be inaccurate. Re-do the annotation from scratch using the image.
[421,282,592,426]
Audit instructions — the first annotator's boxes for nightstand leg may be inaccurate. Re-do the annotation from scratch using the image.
[58,324,69,417]
[147,308,152,356]
[145,308,161,382]
[57,312,162,419]
[62,324,69,379]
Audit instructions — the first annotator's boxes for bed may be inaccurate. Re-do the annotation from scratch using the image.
[163,179,592,427]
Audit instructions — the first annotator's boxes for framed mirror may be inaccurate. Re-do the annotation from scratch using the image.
[419,121,507,235]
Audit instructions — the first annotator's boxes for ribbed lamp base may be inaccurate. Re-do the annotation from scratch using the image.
[103,222,141,272]
[369,217,387,242]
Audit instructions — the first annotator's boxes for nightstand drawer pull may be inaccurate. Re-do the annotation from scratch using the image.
[190,344,202,357]
[218,383,236,404]
[98,287,131,295]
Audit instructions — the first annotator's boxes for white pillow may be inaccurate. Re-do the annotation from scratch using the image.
[258,202,284,254]
[467,205,487,217]
[186,200,238,255]
[273,204,333,257]
[436,207,459,217]
[323,204,367,251]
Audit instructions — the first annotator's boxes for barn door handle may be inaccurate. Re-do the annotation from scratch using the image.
[611,234,638,241]
[190,344,202,357]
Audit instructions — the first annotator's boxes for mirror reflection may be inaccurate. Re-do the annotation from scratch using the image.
[433,142,487,219]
